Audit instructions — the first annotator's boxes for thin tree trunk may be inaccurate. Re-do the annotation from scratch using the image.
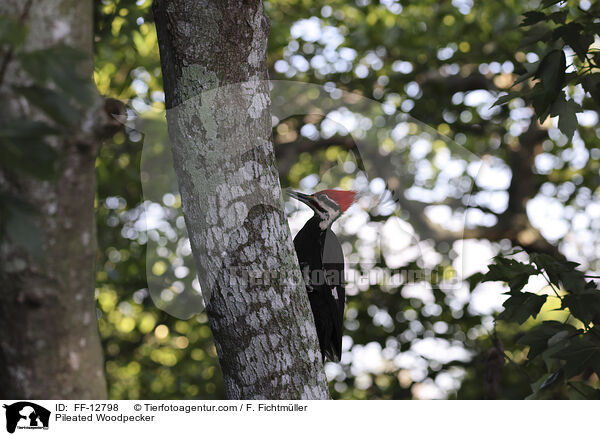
[153,0,329,399]
[0,0,111,398]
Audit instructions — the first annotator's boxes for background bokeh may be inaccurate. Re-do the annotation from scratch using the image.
[92,0,599,399]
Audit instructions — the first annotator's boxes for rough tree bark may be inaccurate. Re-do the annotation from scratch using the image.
[0,0,113,398]
[153,0,330,399]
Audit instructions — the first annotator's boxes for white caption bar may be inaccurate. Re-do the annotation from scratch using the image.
[0,400,595,435]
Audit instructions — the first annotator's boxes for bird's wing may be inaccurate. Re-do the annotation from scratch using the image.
[321,229,346,360]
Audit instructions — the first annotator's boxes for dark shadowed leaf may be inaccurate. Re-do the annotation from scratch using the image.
[497,292,547,324]
[552,335,600,378]
[549,96,582,140]
[529,253,560,285]
[541,0,564,7]
[518,321,577,360]
[530,82,555,121]
[491,93,518,108]
[554,22,594,62]
[581,73,600,107]
[519,24,553,48]
[526,371,562,400]
[511,64,537,88]
[482,257,539,293]
[556,262,589,293]
[540,334,570,373]
[467,272,484,291]
[536,50,566,94]
[520,11,547,27]
[548,11,567,24]
[567,382,600,400]
[561,289,600,325]
[539,370,561,389]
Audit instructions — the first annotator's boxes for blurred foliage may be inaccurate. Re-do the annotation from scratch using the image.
[93,0,224,399]
[492,1,600,139]
[0,13,93,264]
[470,251,600,399]
[86,0,600,400]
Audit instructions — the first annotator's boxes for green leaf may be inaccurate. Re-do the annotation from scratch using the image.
[14,85,81,126]
[554,23,594,62]
[482,257,539,293]
[540,0,564,7]
[0,136,59,179]
[520,11,547,27]
[535,49,566,94]
[567,382,600,400]
[581,73,600,107]
[529,253,560,285]
[594,52,600,68]
[561,289,600,325]
[552,335,600,378]
[539,370,561,389]
[555,260,589,293]
[547,330,570,347]
[491,93,518,108]
[548,11,567,24]
[511,67,536,88]
[15,51,49,84]
[549,96,582,140]
[526,371,562,399]
[466,272,484,291]
[518,321,575,360]
[519,25,553,48]
[0,15,27,46]
[3,201,45,264]
[531,82,555,121]
[0,120,58,139]
[19,46,95,106]
[541,333,571,372]
[497,292,547,324]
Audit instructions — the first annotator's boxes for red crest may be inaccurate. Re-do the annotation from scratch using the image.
[317,189,357,212]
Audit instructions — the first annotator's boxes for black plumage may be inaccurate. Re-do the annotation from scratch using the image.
[294,216,346,361]
[288,189,356,362]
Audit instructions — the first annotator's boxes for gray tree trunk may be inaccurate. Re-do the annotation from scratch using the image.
[0,0,111,398]
[153,0,329,399]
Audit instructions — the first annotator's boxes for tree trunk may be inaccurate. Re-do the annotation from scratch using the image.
[153,0,329,399]
[0,0,110,398]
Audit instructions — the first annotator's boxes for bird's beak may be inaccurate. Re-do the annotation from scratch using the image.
[286,189,313,206]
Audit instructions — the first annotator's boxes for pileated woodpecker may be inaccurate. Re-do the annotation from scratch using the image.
[287,189,357,362]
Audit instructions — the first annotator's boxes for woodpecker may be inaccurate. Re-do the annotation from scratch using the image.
[287,189,357,362]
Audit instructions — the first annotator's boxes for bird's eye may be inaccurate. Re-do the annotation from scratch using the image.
[316,194,340,211]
